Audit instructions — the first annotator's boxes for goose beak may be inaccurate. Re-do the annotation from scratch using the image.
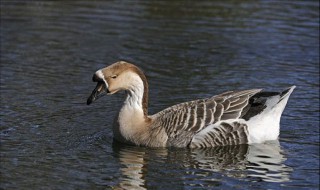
[87,82,109,105]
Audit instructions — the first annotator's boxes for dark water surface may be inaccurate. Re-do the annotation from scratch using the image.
[1,1,319,189]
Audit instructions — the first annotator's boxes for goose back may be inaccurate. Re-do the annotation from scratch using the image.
[151,89,261,147]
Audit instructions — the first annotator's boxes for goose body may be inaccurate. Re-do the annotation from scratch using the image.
[87,61,295,148]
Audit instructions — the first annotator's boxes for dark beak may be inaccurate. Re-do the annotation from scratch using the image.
[87,82,108,105]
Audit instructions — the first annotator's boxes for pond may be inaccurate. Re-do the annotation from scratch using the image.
[1,1,319,189]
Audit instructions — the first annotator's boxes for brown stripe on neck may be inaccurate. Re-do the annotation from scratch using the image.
[128,65,149,117]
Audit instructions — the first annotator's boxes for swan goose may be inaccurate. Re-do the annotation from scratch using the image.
[87,61,295,148]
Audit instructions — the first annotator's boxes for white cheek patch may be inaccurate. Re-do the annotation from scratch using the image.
[96,69,109,88]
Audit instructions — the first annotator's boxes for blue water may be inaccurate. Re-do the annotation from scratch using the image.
[1,1,319,189]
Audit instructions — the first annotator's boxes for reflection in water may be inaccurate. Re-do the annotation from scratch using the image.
[246,141,292,182]
[191,140,292,182]
[113,141,292,189]
[112,143,148,190]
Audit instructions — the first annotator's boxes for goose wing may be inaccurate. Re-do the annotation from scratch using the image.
[152,89,261,147]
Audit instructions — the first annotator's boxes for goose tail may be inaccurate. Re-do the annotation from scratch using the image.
[279,86,296,103]
[246,86,296,143]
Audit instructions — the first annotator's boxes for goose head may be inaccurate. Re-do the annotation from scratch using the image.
[87,61,149,109]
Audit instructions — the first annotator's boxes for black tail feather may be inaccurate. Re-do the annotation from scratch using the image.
[241,86,295,121]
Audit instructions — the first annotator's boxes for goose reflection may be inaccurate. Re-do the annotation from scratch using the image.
[190,140,292,182]
[246,141,292,182]
[112,143,148,190]
[112,140,292,189]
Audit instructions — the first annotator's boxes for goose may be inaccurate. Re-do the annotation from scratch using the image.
[87,61,295,148]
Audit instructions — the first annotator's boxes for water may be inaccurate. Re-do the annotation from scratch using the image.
[1,1,319,189]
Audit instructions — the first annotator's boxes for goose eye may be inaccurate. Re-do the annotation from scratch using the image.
[111,75,117,79]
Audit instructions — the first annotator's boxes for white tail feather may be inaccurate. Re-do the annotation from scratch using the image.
[247,86,296,143]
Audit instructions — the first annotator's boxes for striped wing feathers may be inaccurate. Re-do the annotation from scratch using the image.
[154,89,261,145]
[190,121,249,148]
